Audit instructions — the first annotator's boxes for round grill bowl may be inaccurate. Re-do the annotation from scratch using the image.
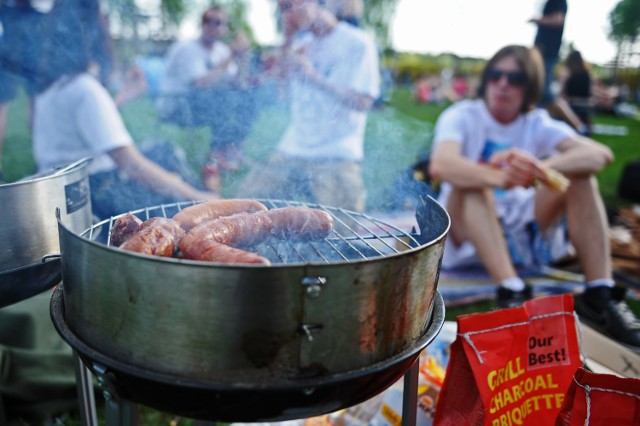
[51,285,445,422]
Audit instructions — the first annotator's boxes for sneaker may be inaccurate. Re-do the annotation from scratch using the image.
[496,284,533,309]
[574,286,640,351]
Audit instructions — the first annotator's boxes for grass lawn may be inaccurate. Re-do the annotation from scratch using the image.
[5,87,638,210]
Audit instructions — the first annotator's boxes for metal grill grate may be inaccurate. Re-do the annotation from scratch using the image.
[85,200,425,265]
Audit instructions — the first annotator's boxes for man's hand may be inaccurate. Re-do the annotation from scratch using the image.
[489,149,547,189]
[281,47,317,80]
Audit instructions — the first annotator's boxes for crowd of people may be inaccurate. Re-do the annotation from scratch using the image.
[1,0,639,421]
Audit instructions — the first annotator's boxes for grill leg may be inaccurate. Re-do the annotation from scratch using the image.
[73,351,98,426]
[0,392,6,425]
[401,359,419,426]
[105,397,139,426]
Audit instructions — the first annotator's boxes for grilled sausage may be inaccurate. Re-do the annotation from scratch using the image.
[179,212,274,257]
[172,199,268,232]
[179,207,333,265]
[119,217,185,257]
[179,213,274,265]
[265,206,334,239]
[188,241,271,265]
[109,213,143,247]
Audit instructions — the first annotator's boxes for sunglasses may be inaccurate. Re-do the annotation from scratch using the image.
[203,18,228,27]
[279,0,294,11]
[487,69,527,86]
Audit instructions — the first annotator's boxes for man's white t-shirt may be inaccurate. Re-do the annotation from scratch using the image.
[433,99,576,268]
[277,23,380,162]
[33,73,133,175]
[159,39,237,95]
[156,39,238,119]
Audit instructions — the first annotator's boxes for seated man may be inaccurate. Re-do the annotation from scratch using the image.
[157,6,259,190]
[429,45,640,351]
[33,9,217,220]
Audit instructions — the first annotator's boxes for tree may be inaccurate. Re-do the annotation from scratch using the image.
[608,0,640,70]
[362,0,399,50]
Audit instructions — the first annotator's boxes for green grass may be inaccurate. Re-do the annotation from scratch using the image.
[6,87,638,210]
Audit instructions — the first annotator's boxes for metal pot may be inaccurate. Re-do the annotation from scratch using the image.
[56,197,449,384]
[0,158,92,307]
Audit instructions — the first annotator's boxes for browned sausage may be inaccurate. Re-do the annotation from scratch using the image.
[172,199,268,232]
[119,217,185,257]
[188,241,270,265]
[109,213,143,247]
[265,206,334,239]
[179,212,274,258]
[179,207,333,264]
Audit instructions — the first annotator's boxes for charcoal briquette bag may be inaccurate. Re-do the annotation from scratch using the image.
[434,294,582,425]
[555,368,640,425]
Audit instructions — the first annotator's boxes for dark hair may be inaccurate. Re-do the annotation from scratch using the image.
[477,45,544,113]
[201,5,226,25]
[565,50,590,75]
[37,0,113,91]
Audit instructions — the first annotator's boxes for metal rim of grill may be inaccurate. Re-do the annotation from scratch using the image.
[84,199,428,265]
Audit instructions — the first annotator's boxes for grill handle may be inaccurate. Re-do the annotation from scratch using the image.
[415,195,450,245]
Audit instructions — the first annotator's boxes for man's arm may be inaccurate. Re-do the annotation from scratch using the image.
[306,72,375,111]
[529,11,565,27]
[191,54,234,88]
[429,141,506,189]
[109,145,217,201]
[284,50,375,111]
[542,136,614,175]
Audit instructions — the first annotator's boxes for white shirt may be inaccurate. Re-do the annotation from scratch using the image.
[434,99,576,210]
[159,38,237,95]
[277,23,380,161]
[33,73,133,175]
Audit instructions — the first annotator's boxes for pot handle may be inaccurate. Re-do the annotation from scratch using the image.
[0,254,62,308]
[51,157,92,176]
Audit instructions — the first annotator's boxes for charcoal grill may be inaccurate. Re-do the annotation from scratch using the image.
[52,196,450,424]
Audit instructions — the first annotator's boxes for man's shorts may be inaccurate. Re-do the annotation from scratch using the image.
[539,57,559,105]
[0,6,46,102]
[441,187,572,270]
[0,69,38,103]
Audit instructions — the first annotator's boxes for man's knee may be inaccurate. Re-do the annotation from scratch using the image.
[451,187,495,208]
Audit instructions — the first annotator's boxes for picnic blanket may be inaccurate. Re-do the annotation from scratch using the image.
[369,208,640,308]
[438,265,586,307]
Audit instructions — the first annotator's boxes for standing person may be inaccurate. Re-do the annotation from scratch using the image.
[561,50,593,135]
[428,45,639,350]
[158,6,258,191]
[45,0,114,87]
[529,0,585,133]
[33,11,217,220]
[237,0,380,212]
[0,0,46,182]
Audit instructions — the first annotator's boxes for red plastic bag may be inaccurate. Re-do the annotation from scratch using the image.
[434,294,582,425]
[555,368,640,425]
